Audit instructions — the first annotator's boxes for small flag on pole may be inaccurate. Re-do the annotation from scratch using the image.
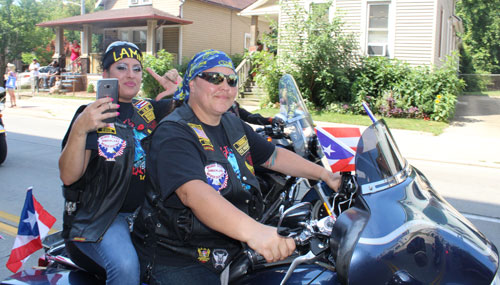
[315,126,361,172]
[6,187,56,273]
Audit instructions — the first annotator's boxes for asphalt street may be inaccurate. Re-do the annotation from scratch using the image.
[0,94,499,279]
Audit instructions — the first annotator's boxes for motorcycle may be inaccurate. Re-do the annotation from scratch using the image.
[229,74,500,284]
[0,87,7,165]
[2,74,499,284]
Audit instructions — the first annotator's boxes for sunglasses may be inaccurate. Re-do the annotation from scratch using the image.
[197,72,238,87]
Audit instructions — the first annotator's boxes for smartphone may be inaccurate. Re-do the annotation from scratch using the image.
[96,78,119,124]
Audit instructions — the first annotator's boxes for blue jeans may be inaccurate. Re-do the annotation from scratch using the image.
[75,213,140,285]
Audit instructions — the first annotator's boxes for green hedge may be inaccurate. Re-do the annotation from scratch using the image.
[351,55,464,122]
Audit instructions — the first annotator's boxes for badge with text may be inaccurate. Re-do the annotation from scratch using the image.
[205,163,228,192]
[98,135,127,161]
[134,100,155,123]
[233,135,250,156]
[189,123,214,151]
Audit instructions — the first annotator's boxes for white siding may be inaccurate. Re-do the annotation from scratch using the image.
[278,0,306,58]
[393,0,435,66]
[335,0,362,36]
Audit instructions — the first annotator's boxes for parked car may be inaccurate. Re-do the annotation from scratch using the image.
[16,66,52,88]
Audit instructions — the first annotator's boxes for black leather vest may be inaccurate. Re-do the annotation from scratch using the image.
[135,103,263,273]
[63,99,157,243]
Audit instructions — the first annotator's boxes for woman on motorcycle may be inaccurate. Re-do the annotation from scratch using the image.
[58,41,180,285]
[132,50,341,284]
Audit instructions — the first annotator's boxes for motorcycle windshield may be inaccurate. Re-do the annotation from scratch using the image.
[278,74,316,157]
[355,120,408,194]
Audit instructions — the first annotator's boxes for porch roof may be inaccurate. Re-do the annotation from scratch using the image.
[37,6,193,31]
[238,0,279,21]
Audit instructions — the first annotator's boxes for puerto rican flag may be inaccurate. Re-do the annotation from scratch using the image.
[6,187,56,273]
[315,127,361,173]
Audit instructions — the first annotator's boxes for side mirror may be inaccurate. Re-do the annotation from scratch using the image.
[277,202,312,237]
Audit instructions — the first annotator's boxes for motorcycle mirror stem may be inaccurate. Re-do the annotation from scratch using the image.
[312,183,336,219]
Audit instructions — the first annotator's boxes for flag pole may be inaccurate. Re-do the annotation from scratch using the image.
[362,101,377,123]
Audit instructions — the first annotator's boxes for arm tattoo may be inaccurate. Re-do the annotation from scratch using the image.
[264,148,278,168]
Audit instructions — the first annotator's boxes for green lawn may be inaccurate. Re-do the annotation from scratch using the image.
[255,108,448,136]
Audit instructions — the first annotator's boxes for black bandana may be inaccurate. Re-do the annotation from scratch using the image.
[102,41,143,70]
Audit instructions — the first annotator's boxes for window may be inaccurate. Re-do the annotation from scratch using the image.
[309,2,330,24]
[130,0,150,6]
[133,30,147,51]
[367,3,389,56]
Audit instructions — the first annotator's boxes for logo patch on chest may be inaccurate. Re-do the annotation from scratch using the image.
[97,135,127,161]
[233,135,249,156]
[189,123,214,151]
[205,163,228,192]
[134,100,155,123]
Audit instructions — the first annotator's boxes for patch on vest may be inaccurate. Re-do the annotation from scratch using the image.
[97,124,117,134]
[97,135,127,161]
[212,249,228,270]
[205,163,228,192]
[197,247,211,263]
[233,135,250,156]
[188,123,214,151]
[133,99,155,123]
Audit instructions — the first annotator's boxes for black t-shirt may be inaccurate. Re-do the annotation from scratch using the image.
[62,98,172,213]
[148,115,275,208]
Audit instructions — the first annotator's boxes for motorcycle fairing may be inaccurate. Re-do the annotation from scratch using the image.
[340,166,499,284]
[233,264,339,284]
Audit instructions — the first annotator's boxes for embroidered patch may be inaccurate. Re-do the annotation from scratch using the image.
[197,248,211,263]
[97,125,117,134]
[212,249,228,270]
[188,123,214,151]
[205,163,228,192]
[73,237,86,242]
[134,100,155,123]
[134,99,148,109]
[98,135,127,161]
[245,161,255,175]
[233,135,250,156]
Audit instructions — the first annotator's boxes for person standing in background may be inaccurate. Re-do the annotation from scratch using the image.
[28,58,40,94]
[5,63,17,107]
[70,40,81,73]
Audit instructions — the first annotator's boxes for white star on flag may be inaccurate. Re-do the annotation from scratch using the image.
[22,211,37,231]
[322,144,334,156]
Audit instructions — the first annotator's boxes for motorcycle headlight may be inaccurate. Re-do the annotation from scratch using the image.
[492,267,500,285]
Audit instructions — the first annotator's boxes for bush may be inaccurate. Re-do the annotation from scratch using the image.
[142,50,175,98]
[87,83,95,93]
[351,54,464,122]
[279,0,360,107]
[249,50,282,104]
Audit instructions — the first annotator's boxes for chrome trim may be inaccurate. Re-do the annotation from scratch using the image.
[360,159,410,195]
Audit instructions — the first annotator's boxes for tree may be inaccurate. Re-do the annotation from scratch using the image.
[278,0,360,107]
[0,0,96,85]
[456,0,500,74]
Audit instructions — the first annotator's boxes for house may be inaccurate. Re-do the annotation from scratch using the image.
[240,0,463,68]
[37,0,270,74]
